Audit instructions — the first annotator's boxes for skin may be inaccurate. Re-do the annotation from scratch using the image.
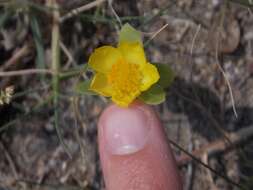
[98,102,183,190]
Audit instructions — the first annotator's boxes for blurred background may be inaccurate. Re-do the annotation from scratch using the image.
[0,0,253,189]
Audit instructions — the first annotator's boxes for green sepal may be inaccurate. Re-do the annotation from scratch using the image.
[75,80,96,95]
[118,23,142,45]
[138,84,166,105]
[153,63,175,89]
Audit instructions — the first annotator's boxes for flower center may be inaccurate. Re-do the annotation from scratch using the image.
[108,60,142,99]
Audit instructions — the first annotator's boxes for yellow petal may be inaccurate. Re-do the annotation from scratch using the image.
[111,97,130,107]
[118,42,146,68]
[88,46,122,73]
[140,63,160,91]
[111,90,140,107]
[90,73,112,97]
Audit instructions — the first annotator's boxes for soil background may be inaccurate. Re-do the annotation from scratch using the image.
[0,0,253,190]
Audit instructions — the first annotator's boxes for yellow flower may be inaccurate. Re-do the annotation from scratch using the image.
[88,41,159,107]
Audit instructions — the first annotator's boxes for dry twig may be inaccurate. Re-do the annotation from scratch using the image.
[177,126,253,165]
[0,141,19,180]
[202,153,219,190]
[0,44,31,71]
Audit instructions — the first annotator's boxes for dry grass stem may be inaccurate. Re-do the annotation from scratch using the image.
[215,3,238,118]
[189,24,201,81]
[60,41,76,69]
[215,46,238,118]
[60,0,107,23]
[190,24,201,59]
[149,23,169,42]
[144,23,169,46]
[108,0,122,28]
[0,69,54,77]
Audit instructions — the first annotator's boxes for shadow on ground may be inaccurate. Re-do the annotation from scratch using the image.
[166,77,253,188]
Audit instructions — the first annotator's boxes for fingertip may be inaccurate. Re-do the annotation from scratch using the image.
[98,103,182,190]
[99,102,153,155]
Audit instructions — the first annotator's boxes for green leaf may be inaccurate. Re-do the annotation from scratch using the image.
[153,63,175,88]
[30,15,45,70]
[119,23,142,45]
[139,84,166,105]
[75,80,96,95]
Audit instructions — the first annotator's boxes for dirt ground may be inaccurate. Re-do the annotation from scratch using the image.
[0,0,253,190]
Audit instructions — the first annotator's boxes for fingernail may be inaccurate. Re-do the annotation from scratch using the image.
[103,105,151,155]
